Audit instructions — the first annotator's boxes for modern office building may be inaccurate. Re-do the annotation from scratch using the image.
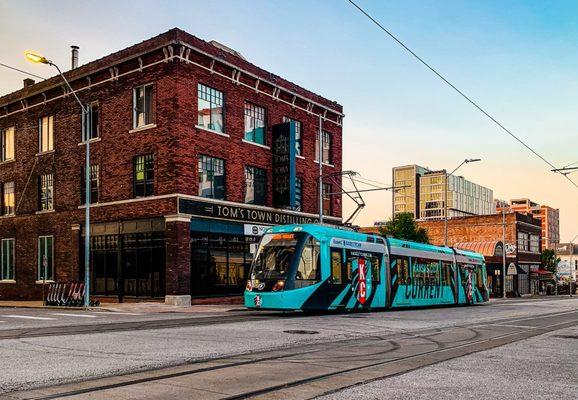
[0,28,343,302]
[417,170,494,220]
[496,198,560,249]
[392,164,429,218]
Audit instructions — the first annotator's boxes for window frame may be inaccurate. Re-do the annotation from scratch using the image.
[2,181,15,216]
[315,130,332,164]
[38,116,54,154]
[132,83,154,129]
[37,235,54,281]
[38,173,54,211]
[197,83,225,133]
[1,126,15,162]
[243,102,267,145]
[133,154,155,198]
[0,238,15,281]
[244,165,267,205]
[198,154,226,200]
[322,182,332,215]
[82,101,100,141]
[81,164,100,204]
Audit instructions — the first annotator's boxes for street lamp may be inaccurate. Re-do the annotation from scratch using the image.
[444,158,481,246]
[26,51,92,309]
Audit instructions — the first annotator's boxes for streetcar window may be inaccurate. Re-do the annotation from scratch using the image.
[251,233,304,280]
[394,256,410,285]
[296,237,320,281]
[369,254,381,283]
[442,262,452,285]
[330,248,343,284]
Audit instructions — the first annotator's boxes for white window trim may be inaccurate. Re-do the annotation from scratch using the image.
[0,159,16,166]
[38,116,54,154]
[195,125,230,138]
[132,83,154,130]
[314,159,335,168]
[241,139,270,150]
[1,238,15,282]
[128,123,157,134]
[1,126,15,163]
[78,137,102,146]
[296,155,305,160]
[37,235,54,282]
[35,150,55,157]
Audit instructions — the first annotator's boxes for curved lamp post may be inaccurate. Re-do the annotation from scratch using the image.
[26,52,91,308]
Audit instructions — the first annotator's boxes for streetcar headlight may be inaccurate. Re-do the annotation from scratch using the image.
[272,280,285,292]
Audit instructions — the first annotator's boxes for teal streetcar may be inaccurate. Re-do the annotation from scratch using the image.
[244,224,489,311]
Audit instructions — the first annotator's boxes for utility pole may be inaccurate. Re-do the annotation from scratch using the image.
[318,114,323,224]
[502,203,507,299]
[26,51,92,309]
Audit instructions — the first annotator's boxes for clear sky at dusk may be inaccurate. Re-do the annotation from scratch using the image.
[1,0,576,240]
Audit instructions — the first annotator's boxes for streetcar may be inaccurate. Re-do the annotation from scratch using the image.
[244,224,489,311]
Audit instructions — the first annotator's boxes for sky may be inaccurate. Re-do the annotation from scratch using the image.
[0,0,576,241]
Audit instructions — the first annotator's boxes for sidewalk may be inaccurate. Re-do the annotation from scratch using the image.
[0,300,246,314]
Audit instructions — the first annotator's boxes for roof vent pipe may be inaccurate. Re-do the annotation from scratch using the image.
[71,45,79,69]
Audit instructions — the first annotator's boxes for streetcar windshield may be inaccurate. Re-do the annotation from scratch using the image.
[250,232,307,280]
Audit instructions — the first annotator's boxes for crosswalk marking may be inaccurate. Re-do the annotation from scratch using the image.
[3,315,56,321]
[51,313,97,318]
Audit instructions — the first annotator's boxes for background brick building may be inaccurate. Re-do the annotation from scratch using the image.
[417,213,542,297]
[0,28,343,302]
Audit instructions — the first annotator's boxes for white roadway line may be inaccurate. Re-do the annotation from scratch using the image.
[90,312,143,316]
[51,313,97,318]
[2,315,56,321]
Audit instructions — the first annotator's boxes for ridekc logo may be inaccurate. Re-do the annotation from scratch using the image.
[358,258,366,304]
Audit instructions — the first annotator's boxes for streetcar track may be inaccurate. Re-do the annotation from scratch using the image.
[12,310,578,400]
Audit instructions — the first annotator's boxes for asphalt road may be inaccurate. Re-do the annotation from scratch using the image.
[0,297,576,399]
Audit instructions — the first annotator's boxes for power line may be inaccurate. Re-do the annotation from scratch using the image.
[0,62,46,80]
[346,0,578,190]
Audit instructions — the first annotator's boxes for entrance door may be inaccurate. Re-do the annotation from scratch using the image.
[329,248,350,303]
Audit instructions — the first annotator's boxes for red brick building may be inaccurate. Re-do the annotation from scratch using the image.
[0,28,343,302]
[417,213,542,297]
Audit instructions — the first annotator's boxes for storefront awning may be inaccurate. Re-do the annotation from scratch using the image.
[454,241,503,257]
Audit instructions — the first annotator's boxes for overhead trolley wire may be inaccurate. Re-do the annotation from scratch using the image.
[0,62,46,80]
[346,0,578,190]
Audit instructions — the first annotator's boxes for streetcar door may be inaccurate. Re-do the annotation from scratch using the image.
[329,248,348,299]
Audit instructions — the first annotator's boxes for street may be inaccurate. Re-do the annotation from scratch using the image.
[1,297,576,399]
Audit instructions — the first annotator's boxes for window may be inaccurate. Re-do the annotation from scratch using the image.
[394,256,410,284]
[331,248,343,284]
[529,234,539,253]
[244,103,266,145]
[282,117,302,156]
[133,84,154,128]
[315,130,332,164]
[517,232,529,252]
[1,127,15,161]
[322,183,332,215]
[295,177,302,211]
[38,174,53,211]
[38,236,54,281]
[2,182,14,216]
[1,238,14,281]
[198,155,225,199]
[81,165,100,204]
[245,166,266,205]
[295,236,320,285]
[39,116,54,153]
[197,84,224,133]
[346,249,381,283]
[133,154,154,198]
[82,102,99,141]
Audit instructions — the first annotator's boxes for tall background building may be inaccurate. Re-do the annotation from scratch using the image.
[392,164,494,221]
[496,198,560,249]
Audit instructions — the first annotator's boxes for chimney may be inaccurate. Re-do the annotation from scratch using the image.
[71,45,79,69]
[23,78,35,88]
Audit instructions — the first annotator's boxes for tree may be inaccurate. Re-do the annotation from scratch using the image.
[378,212,430,244]
[541,248,560,273]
